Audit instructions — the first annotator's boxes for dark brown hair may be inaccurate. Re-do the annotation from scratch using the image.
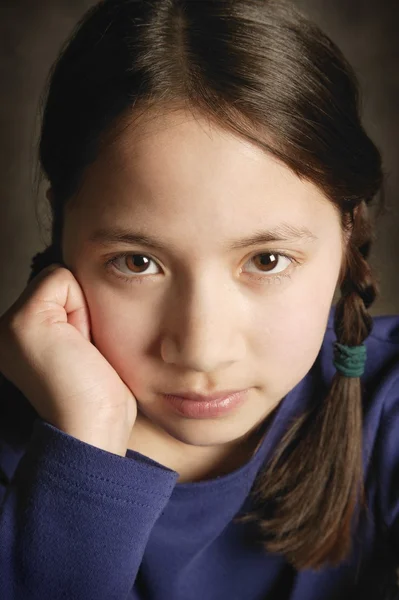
[28,0,385,570]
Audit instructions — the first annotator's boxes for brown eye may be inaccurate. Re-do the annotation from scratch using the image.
[253,253,279,271]
[244,252,292,276]
[112,253,161,276]
[125,254,152,273]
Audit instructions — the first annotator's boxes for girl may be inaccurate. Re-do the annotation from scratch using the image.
[0,0,398,598]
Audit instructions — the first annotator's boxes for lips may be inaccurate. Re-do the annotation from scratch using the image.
[162,390,249,418]
[163,389,248,402]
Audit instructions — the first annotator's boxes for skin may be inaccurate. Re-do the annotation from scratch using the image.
[59,108,346,483]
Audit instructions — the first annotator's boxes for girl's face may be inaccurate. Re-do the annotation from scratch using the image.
[62,109,344,455]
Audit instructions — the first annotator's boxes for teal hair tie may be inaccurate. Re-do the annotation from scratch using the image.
[333,342,367,378]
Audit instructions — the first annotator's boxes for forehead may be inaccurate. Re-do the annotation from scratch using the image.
[67,109,339,243]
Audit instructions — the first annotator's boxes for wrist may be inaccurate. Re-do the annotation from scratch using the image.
[59,421,132,456]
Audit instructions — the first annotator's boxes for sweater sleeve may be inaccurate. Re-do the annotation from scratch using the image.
[376,374,399,558]
[0,418,179,600]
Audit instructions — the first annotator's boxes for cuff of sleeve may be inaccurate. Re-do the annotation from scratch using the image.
[17,418,179,506]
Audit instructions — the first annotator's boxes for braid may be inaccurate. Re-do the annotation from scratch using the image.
[335,201,378,345]
[235,201,379,571]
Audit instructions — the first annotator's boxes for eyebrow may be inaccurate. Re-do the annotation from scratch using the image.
[89,222,318,252]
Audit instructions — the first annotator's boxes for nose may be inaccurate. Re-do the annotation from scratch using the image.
[160,280,246,372]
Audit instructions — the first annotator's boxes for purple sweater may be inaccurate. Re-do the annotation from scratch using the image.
[1,306,399,599]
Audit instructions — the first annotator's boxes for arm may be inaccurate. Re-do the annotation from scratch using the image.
[0,419,179,600]
[376,376,399,559]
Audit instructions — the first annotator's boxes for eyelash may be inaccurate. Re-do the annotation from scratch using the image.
[104,251,298,285]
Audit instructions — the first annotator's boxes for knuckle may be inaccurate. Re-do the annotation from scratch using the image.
[32,264,69,286]
[42,264,67,278]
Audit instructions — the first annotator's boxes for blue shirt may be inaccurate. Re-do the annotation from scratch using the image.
[1,306,399,599]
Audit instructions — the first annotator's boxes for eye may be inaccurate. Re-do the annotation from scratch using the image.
[109,253,161,276]
[243,252,293,278]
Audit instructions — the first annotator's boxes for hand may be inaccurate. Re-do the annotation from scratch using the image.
[0,265,137,455]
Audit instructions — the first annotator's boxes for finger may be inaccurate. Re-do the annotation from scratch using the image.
[67,306,91,341]
[2,263,63,319]
[27,267,91,329]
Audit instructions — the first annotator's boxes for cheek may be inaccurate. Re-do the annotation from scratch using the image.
[254,264,338,395]
[81,283,158,388]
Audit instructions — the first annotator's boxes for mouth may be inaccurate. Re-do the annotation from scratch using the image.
[161,390,250,419]
[161,389,250,403]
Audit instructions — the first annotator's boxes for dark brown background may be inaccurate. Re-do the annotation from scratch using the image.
[0,0,398,315]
